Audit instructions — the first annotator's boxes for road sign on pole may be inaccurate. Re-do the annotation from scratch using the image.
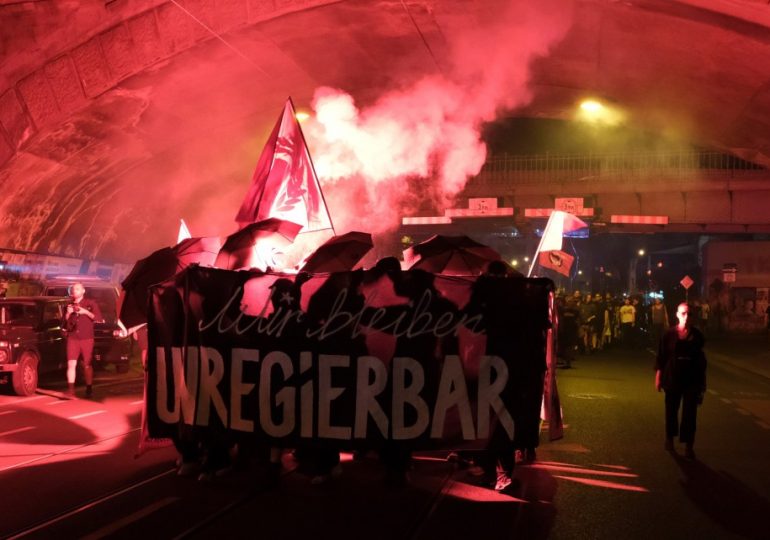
[680,275,694,302]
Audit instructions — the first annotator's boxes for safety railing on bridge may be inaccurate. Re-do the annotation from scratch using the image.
[474,150,767,184]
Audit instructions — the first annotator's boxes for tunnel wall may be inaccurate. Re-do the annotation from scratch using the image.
[0,0,337,169]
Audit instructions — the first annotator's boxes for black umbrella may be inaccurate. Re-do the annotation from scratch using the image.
[175,236,222,267]
[300,231,373,273]
[215,218,303,271]
[404,235,501,276]
[119,236,221,328]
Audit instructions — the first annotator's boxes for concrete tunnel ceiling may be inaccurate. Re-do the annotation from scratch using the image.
[1,0,770,263]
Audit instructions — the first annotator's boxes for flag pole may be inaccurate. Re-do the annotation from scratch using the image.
[288,96,336,237]
[528,211,556,277]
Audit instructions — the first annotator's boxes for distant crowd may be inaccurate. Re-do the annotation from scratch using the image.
[554,291,711,367]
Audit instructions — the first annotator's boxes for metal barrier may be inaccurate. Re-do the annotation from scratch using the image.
[474,150,767,184]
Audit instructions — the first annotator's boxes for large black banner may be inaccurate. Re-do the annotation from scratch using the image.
[146,266,555,450]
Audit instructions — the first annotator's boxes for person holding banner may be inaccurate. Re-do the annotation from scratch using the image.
[464,261,548,492]
[655,302,707,460]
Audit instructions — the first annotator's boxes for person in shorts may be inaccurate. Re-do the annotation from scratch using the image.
[64,282,103,398]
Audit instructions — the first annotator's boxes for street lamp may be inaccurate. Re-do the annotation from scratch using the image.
[638,249,646,257]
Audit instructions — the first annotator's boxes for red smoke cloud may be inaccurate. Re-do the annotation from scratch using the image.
[304,0,574,235]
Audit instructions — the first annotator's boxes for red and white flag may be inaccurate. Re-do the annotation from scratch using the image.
[538,249,574,277]
[529,210,587,277]
[235,99,333,233]
[539,210,587,252]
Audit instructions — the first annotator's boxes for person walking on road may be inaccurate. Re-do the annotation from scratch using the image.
[699,299,710,337]
[655,302,707,459]
[650,297,669,349]
[619,297,636,348]
[63,282,103,398]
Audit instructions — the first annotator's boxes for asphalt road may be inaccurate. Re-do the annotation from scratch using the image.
[1,345,768,539]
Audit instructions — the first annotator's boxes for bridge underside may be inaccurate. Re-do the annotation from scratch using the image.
[3,0,770,261]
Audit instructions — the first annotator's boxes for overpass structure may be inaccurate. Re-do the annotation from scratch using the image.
[452,150,770,234]
[4,0,770,261]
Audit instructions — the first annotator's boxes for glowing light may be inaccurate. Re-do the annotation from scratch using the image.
[553,475,649,493]
[657,261,663,268]
[577,270,583,275]
[511,259,519,267]
[638,249,646,256]
[646,269,652,276]
[445,481,528,503]
[294,111,310,122]
[579,100,604,114]
[523,256,530,262]
[576,98,626,126]
[523,463,638,478]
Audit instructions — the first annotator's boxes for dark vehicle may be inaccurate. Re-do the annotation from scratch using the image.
[11,275,132,374]
[0,297,69,395]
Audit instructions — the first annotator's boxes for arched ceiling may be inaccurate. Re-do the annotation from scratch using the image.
[1,0,770,262]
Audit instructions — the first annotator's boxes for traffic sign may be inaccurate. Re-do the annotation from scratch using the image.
[680,275,694,290]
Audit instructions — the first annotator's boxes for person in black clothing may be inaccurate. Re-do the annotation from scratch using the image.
[558,296,580,368]
[64,282,103,398]
[655,302,707,459]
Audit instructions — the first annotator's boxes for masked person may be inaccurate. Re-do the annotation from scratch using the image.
[63,282,103,398]
[655,302,707,459]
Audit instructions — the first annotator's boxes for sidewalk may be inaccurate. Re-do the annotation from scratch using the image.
[705,334,770,381]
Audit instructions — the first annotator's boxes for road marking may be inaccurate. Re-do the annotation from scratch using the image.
[0,410,17,416]
[80,497,180,540]
[707,389,718,395]
[734,408,751,416]
[0,426,35,437]
[46,400,68,406]
[756,421,770,430]
[720,398,732,404]
[68,410,106,420]
[130,400,144,405]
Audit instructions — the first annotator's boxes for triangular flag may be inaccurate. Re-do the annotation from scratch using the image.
[235,98,334,234]
[177,219,192,243]
[538,249,574,277]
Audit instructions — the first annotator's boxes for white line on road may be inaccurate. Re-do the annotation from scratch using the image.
[756,421,770,430]
[735,408,751,416]
[130,400,144,405]
[707,389,718,395]
[0,410,17,416]
[720,398,732,404]
[0,426,35,437]
[46,400,68,406]
[68,410,106,420]
[80,497,179,540]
